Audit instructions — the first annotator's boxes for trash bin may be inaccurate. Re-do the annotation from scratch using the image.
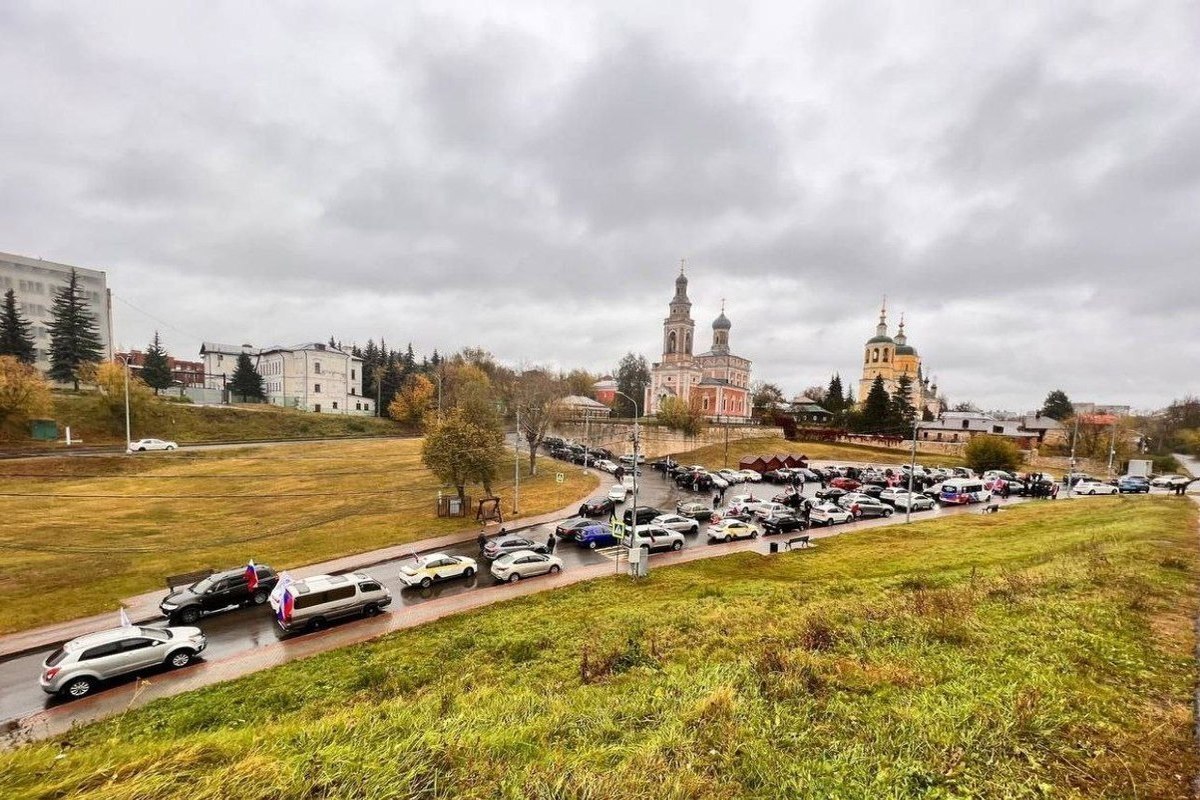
[768,541,779,555]
[29,419,57,441]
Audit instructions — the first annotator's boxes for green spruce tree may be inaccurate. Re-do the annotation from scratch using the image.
[228,352,265,401]
[141,331,173,395]
[891,374,916,427]
[825,374,845,413]
[0,289,37,365]
[1040,389,1073,421]
[47,269,105,390]
[860,375,892,432]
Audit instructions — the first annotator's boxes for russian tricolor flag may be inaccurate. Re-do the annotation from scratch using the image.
[277,590,294,623]
[245,560,258,592]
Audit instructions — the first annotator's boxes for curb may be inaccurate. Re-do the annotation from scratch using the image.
[0,491,591,663]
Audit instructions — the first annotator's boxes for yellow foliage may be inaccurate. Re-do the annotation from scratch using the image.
[0,356,52,437]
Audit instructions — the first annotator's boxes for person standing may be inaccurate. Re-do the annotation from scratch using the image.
[477,530,488,552]
[546,533,556,553]
[713,491,721,509]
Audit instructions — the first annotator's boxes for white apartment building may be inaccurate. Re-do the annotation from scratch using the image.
[200,341,373,414]
[0,251,114,372]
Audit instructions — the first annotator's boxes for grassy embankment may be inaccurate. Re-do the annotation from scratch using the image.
[0,439,597,633]
[12,393,408,448]
[2,497,1196,799]
[679,434,969,469]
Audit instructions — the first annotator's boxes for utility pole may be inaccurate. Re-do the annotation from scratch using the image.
[614,390,640,574]
[116,355,132,452]
[1106,421,1117,477]
[1066,415,1080,498]
[905,420,918,524]
[514,405,520,515]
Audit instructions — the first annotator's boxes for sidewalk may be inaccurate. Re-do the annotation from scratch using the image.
[0,492,592,661]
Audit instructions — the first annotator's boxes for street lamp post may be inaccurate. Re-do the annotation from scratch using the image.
[1066,415,1080,499]
[613,390,640,566]
[905,419,918,525]
[514,405,521,515]
[114,355,132,452]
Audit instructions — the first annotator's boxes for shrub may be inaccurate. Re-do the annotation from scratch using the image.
[963,434,1023,473]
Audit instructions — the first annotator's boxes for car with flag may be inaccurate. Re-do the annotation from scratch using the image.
[574,523,619,549]
[40,624,207,699]
[397,553,478,589]
[707,519,759,542]
[159,562,278,625]
[271,572,391,634]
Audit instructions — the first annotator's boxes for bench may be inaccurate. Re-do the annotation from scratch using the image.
[165,568,214,591]
[981,503,1000,514]
[785,535,812,551]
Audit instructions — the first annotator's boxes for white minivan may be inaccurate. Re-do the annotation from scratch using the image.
[271,572,391,634]
[939,478,990,505]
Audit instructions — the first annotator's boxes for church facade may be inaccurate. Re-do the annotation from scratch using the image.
[645,268,752,421]
[857,301,942,417]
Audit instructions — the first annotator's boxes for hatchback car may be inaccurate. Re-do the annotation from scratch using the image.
[1117,476,1151,494]
[128,438,178,452]
[575,523,619,549]
[809,503,853,526]
[491,550,563,583]
[40,625,206,699]
[397,553,478,589]
[160,564,279,624]
[483,536,549,560]
[556,517,599,540]
[840,496,893,518]
[830,477,861,491]
[651,513,701,534]
[607,484,630,502]
[1073,480,1119,495]
[707,519,759,542]
[762,515,807,536]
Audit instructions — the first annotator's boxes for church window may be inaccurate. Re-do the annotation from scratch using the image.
[668,331,677,353]
[882,349,889,362]
[872,349,879,363]
[685,332,691,353]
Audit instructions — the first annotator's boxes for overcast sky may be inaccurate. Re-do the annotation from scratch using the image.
[2,2,1197,411]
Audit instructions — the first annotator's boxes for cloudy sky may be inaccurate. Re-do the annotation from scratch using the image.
[1,1,1197,411]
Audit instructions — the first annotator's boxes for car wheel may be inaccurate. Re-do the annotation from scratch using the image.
[363,604,380,617]
[251,589,268,605]
[167,445,177,451]
[588,540,598,549]
[138,447,146,452]
[167,648,195,669]
[724,534,733,543]
[550,565,561,574]
[1089,490,1096,495]
[463,567,476,578]
[62,677,95,699]
[178,606,201,625]
[420,577,433,589]
[690,525,699,535]
[751,531,759,539]
[672,540,683,551]
[884,509,893,517]
[508,573,521,583]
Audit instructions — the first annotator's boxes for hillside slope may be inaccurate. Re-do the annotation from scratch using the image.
[2,497,1195,799]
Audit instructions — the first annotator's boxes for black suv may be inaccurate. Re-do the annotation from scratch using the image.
[623,506,665,526]
[762,515,807,536]
[160,564,279,624]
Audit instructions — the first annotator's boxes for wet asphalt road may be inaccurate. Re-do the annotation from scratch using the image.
[2,465,1170,727]
[0,467,770,723]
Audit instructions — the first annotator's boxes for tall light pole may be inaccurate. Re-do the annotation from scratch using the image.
[513,405,521,515]
[115,355,132,452]
[1106,421,1117,477]
[905,419,919,524]
[613,390,640,554]
[1066,415,1080,498]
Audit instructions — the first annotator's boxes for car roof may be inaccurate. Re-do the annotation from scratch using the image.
[66,626,151,651]
[495,549,544,561]
[291,572,374,594]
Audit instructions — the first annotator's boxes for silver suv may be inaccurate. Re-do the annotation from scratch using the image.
[39,626,207,699]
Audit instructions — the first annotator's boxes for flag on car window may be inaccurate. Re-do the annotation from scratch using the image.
[244,560,258,592]
[277,589,294,623]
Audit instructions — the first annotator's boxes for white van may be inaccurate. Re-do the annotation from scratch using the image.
[271,572,391,633]
[939,478,990,505]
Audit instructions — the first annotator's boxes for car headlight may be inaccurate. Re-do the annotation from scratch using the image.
[160,602,178,611]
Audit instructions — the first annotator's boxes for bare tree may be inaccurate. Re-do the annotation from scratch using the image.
[513,369,567,475]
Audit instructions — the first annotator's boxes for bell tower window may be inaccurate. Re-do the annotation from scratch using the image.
[668,331,677,354]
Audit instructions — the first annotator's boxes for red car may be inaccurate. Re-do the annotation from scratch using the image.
[830,476,861,491]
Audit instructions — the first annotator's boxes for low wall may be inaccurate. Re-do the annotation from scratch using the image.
[552,420,784,459]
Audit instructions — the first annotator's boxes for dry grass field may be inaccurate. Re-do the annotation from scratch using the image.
[0,439,597,633]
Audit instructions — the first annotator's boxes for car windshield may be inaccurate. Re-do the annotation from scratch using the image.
[189,576,217,593]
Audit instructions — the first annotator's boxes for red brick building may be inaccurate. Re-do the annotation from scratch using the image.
[116,350,206,388]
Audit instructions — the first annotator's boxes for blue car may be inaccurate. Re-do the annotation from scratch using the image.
[575,523,618,550]
[1118,477,1150,494]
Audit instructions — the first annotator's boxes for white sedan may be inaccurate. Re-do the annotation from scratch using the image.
[737,469,763,482]
[707,519,759,542]
[607,484,630,502]
[1073,481,1119,495]
[716,469,743,484]
[490,551,564,583]
[809,503,853,526]
[398,553,478,588]
[128,438,178,452]
[651,513,701,535]
[594,460,619,473]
